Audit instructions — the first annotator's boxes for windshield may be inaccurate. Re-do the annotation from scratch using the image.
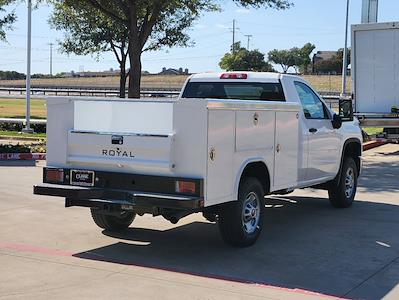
[182,82,285,101]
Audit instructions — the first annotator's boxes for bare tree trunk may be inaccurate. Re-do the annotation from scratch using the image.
[128,48,141,98]
[119,65,127,98]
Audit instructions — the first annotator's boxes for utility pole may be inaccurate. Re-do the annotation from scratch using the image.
[49,43,53,76]
[230,19,240,55]
[244,34,252,50]
[341,0,350,97]
[232,19,236,55]
[23,0,33,133]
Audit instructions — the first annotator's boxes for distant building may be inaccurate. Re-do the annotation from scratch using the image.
[158,67,189,75]
[312,51,339,74]
[62,68,123,78]
[313,51,337,63]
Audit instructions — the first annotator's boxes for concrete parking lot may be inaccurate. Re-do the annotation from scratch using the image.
[0,144,398,300]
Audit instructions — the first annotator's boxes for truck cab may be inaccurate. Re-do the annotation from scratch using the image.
[34,72,362,247]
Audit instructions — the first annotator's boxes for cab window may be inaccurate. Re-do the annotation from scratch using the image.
[182,82,285,101]
[294,81,328,119]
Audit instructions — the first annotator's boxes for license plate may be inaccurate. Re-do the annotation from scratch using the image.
[70,170,95,187]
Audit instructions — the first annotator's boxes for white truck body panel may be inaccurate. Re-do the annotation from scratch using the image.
[47,97,208,178]
[205,101,300,206]
[352,22,399,113]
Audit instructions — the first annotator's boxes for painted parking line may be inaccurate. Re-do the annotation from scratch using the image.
[0,241,347,300]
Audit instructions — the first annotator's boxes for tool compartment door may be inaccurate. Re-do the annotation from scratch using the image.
[273,111,299,190]
[206,110,235,206]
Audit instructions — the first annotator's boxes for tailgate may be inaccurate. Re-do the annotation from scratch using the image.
[67,131,174,171]
[67,99,175,172]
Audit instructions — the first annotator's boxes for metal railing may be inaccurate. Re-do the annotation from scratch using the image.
[0,87,180,98]
[0,97,340,127]
[0,117,46,125]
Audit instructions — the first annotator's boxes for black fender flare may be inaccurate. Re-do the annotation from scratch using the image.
[333,138,362,187]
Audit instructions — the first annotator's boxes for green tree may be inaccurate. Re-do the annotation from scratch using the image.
[269,42,315,74]
[0,70,25,80]
[57,0,292,98]
[0,0,16,41]
[50,2,130,98]
[219,42,275,72]
[296,43,315,74]
[268,49,295,73]
[314,58,341,74]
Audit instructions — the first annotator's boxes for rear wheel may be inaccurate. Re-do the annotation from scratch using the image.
[328,157,358,208]
[90,208,136,230]
[218,177,265,247]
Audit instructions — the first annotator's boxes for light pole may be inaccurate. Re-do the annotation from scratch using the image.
[49,42,53,76]
[341,0,350,97]
[22,0,33,133]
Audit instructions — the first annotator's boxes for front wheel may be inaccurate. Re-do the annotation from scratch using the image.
[90,208,136,231]
[218,177,265,247]
[328,157,358,208]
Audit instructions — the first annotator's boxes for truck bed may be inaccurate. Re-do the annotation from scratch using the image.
[46,96,300,207]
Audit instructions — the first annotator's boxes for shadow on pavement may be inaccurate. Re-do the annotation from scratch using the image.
[358,155,399,193]
[74,196,399,299]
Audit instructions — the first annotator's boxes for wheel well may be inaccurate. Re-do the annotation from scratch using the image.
[344,141,361,173]
[240,162,270,195]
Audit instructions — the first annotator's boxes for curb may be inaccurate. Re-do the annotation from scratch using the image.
[0,153,46,160]
[363,140,388,151]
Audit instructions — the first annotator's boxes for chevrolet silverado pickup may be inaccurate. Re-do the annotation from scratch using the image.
[34,72,362,247]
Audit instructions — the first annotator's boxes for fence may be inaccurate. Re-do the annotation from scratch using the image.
[0,87,180,98]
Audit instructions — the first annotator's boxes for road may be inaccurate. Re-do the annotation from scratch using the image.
[0,144,398,300]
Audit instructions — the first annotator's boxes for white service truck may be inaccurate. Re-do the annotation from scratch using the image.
[34,72,362,247]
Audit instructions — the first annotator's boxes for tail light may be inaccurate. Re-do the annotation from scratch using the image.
[45,168,64,184]
[175,180,196,194]
[220,73,248,79]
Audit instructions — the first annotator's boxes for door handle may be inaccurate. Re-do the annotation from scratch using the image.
[309,128,318,133]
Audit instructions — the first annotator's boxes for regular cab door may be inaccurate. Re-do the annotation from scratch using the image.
[294,81,340,181]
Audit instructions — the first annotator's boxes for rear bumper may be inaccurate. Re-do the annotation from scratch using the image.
[34,183,204,210]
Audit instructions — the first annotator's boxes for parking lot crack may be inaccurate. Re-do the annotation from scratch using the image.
[342,254,399,298]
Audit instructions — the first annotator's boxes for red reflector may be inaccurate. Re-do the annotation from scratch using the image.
[46,169,64,183]
[175,181,196,194]
[220,73,248,79]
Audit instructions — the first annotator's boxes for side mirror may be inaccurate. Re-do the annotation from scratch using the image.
[332,114,343,129]
[339,98,354,122]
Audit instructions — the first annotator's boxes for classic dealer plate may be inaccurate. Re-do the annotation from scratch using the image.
[70,170,95,187]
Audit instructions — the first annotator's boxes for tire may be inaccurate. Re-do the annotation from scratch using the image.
[90,208,136,230]
[328,157,358,208]
[218,177,265,247]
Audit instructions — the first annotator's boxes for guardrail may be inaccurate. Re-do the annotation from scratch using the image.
[0,87,180,98]
[0,84,182,91]
[0,86,342,100]
[0,97,339,127]
[0,118,46,125]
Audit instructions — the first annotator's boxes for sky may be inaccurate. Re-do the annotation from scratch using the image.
[1,0,399,74]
